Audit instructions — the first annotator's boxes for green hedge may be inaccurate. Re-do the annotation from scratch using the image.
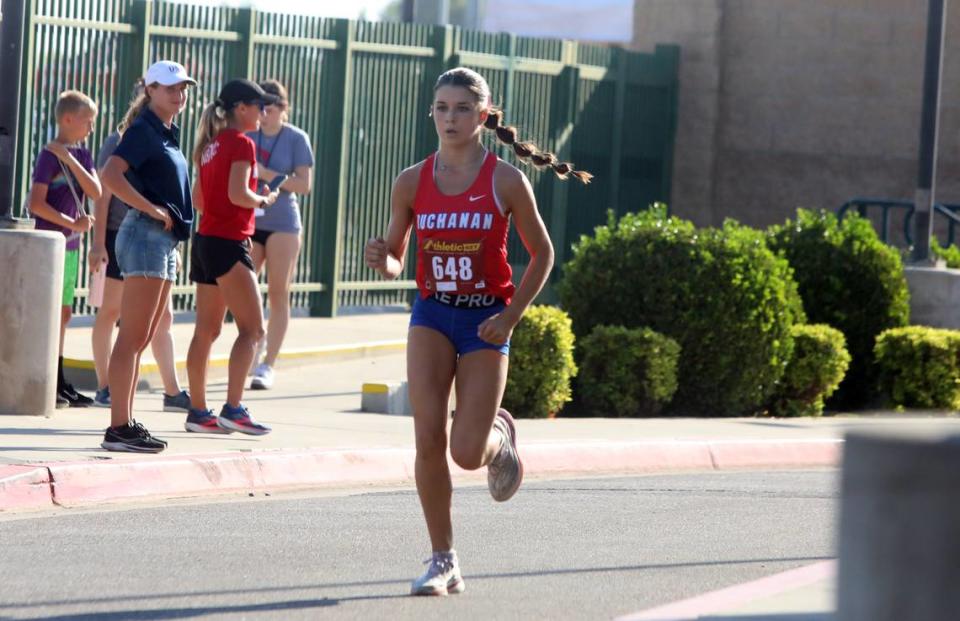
[931,239,960,268]
[559,206,805,416]
[767,209,909,408]
[768,324,851,417]
[578,325,680,417]
[502,305,577,419]
[875,326,960,409]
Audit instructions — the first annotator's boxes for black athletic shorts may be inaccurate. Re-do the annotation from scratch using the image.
[250,229,275,246]
[104,228,124,281]
[189,233,254,285]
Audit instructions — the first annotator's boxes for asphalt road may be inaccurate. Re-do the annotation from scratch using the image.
[0,470,837,620]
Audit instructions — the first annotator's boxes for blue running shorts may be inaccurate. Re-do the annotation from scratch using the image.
[410,293,510,356]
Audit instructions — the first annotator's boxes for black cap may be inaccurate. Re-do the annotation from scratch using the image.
[216,79,279,109]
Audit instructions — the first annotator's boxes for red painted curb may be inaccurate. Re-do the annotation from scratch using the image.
[3,439,843,509]
[46,448,418,506]
[708,439,843,469]
[0,465,54,510]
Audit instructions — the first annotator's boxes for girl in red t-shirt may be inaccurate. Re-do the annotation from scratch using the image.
[364,67,591,596]
[185,79,279,437]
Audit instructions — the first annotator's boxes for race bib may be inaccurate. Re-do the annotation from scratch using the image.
[422,238,485,293]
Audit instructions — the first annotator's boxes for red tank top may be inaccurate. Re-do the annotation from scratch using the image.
[413,151,514,304]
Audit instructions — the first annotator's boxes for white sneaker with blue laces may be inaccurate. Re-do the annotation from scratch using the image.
[410,550,465,596]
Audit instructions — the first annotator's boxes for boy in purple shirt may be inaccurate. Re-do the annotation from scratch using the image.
[29,90,103,407]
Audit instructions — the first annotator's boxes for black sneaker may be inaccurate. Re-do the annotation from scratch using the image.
[131,420,168,447]
[101,423,166,453]
[59,384,94,408]
[55,393,69,409]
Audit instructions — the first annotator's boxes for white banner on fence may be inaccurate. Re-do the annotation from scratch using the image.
[481,0,633,43]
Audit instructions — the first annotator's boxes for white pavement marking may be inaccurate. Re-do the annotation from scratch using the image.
[617,560,836,621]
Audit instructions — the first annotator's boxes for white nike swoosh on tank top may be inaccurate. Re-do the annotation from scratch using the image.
[468,194,486,202]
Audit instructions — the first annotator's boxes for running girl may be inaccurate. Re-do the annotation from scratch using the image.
[363,67,591,596]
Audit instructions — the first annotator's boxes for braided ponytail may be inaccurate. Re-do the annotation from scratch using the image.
[482,107,593,184]
[435,68,592,184]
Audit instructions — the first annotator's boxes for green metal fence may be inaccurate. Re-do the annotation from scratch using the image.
[14,0,679,316]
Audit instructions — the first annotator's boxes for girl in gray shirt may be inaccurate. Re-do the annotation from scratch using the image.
[246,79,315,389]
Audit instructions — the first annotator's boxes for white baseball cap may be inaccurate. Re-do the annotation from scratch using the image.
[143,60,198,87]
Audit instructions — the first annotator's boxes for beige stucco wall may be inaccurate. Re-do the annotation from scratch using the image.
[633,0,960,233]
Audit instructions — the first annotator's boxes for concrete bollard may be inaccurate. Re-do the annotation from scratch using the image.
[837,432,960,621]
[0,229,64,416]
[361,381,412,416]
[360,381,457,416]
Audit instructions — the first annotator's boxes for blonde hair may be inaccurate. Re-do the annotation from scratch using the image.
[54,90,97,121]
[192,100,230,167]
[434,67,593,184]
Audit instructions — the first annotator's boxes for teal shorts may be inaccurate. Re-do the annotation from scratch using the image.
[62,249,79,306]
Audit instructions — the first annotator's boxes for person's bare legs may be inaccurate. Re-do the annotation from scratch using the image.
[91,278,123,390]
[407,326,458,552]
[187,284,226,412]
[128,281,172,417]
[215,263,264,407]
[262,232,300,367]
[449,349,509,470]
[248,241,267,375]
[150,296,182,396]
[108,277,166,428]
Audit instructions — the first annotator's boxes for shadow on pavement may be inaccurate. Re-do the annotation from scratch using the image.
[0,555,833,613]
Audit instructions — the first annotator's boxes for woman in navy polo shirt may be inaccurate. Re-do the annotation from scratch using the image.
[99,60,197,453]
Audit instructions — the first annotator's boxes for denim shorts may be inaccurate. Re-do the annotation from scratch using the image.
[115,210,179,281]
[410,294,510,356]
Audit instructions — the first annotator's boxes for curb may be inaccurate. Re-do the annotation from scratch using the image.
[0,465,55,510]
[63,340,407,391]
[0,439,842,511]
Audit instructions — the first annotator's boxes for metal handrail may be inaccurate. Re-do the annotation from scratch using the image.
[838,198,960,247]
[837,198,914,244]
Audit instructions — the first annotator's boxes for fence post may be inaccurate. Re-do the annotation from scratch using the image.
[548,40,578,271]
[311,19,356,317]
[128,0,153,83]
[609,46,626,214]
[234,7,256,78]
[418,25,454,158]
[12,0,36,216]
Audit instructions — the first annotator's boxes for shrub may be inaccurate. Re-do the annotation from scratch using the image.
[874,326,960,409]
[558,206,805,416]
[931,239,960,268]
[502,305,577,418]
[767,209,909,408]
[768,324,851,417]
[578,325,680,417]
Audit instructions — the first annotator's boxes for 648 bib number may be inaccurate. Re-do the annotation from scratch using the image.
[422,239,484,293]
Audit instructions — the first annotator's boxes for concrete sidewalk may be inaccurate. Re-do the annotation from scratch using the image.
[61,310,411,390]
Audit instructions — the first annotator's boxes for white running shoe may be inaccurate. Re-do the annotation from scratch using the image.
[410,550,465,596]
[250,363,274,390]
[487,408,523,502]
